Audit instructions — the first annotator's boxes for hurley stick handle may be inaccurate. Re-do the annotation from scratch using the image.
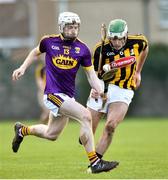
[97,23,107,76]
[95,23,107,103]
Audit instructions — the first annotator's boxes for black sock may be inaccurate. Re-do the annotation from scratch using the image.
[96,152,103,159]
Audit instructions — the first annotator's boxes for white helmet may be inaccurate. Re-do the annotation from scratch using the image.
[58,12,81,33]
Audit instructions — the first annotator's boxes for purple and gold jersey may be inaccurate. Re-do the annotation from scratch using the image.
[38,34,92,97]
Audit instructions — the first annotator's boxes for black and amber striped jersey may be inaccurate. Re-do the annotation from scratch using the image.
[93,34,148,90]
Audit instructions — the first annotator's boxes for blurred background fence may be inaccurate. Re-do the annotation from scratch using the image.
[0,0,168,119]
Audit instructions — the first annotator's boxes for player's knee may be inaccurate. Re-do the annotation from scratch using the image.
[82,110,92,125]
[45,132,58,141]
[79,132,89,146]
[105,121,116,135]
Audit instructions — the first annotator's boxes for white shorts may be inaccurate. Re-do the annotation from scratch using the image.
[87,82,134,113]
[43,93,72,117]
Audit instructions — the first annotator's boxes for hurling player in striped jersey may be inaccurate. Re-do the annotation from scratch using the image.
[12,12,119,173]
[86,19,149,160]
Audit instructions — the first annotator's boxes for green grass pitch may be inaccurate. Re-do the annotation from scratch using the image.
[0,118,168,179]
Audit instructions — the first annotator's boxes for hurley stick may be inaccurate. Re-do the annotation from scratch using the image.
[97,23,107,77]
[95,23,107,105]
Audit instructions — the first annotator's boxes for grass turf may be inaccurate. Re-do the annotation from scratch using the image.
[0,118,168,179]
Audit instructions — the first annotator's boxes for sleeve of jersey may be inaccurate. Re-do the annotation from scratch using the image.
[37,36,49,54]
[141,35,148,50]
[81,45,93,71]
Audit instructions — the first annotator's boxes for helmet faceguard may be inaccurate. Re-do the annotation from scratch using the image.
[58,12,81,34]
[107,19,128,39]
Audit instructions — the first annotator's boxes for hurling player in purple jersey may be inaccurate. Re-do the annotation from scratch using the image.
[12,12,119,173]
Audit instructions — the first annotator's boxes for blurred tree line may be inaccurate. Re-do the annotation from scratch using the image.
[0,52,40,120]
[0,43,168,119]
[129,44,168,117]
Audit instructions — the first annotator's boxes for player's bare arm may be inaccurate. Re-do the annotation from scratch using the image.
[136,46,149,73]
[12,47,41,81]
[133,46,149,88]
[85,68,103,97]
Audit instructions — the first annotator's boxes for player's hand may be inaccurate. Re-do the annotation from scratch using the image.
[12,67,25,81]
[90,88,100,99]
